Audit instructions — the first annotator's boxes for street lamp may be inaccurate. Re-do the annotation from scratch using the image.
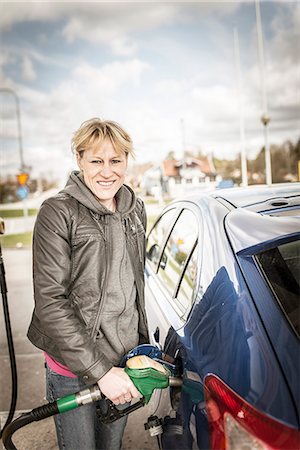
[255,0,272,185]
[180,117,186,161]
[0,87,25,172]
[233,27,248,186]
[1,88,29,215]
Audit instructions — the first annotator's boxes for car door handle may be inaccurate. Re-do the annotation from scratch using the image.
[151,327,162,350]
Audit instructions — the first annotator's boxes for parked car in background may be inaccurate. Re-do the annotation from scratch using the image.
[144,183,300,450]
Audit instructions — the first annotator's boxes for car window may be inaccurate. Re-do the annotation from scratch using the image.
[176,243,198,315]
[256,238,300,338]
[157,209,198,299]
[146,208,176,271]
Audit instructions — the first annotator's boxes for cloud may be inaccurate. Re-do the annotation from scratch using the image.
[1,1,298,179]
[266,3,300,119]
[0,2,67,30]
[2,1,240,56]
[110,37,138,57]
[0,51,14,68]
[23,57,150,137]
[269,2,300,65]
[1,1,239,30]
[21,56,37,81]
[192,84,239,120]
[0,57,151,182]
[71,58,150,93]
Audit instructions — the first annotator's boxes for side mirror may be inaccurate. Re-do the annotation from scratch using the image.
[147,244,160,263]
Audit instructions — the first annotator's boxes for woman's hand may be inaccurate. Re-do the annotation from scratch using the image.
[97,367,140,405]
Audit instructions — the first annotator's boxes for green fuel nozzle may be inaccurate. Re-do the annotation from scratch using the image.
[96,355,182,425]
[125,354,182,404]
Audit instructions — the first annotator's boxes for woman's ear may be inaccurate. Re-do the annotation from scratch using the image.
[76,152,82,169]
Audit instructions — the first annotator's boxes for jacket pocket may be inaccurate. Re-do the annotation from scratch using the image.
[69,292,90,328]
[72,232,103,247]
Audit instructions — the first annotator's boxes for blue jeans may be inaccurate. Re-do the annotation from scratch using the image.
[46,365,128,450]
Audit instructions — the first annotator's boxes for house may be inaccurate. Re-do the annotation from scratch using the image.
[140,155,218,198]
[162,155,217,184]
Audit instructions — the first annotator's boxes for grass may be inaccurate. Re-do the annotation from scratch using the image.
[147,215,157,233]
[0,209,38,218]
[0,231,33,248]
[144,198,159,205]
[144,197,173,205]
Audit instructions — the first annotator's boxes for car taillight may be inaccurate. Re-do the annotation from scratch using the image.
[204,374,300,450]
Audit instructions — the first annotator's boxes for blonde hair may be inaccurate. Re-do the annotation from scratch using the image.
[71,118,134,158]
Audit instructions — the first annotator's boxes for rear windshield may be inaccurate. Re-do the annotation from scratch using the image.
[256,238,300,338]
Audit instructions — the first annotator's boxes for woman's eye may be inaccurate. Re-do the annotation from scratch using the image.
[112,159,121,164]
[91,160,102,164]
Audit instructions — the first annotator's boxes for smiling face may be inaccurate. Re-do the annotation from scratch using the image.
[77,138,127,210]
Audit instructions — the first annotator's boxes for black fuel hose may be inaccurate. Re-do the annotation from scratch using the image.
[0,243,18,440]
[2,384,103,449]
[2,401,59,450]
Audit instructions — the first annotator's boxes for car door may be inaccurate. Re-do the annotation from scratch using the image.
[145,204,201,417]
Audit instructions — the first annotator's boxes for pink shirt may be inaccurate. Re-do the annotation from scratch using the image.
[44,352,78,378]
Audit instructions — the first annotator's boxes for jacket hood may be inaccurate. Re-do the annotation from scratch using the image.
[61,171,136,216]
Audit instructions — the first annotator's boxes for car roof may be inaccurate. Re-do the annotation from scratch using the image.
[172,183,300,253]
[213,184,300,252]
[212,183,300,212]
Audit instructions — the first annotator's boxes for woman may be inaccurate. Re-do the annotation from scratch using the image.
[27,118,149,450]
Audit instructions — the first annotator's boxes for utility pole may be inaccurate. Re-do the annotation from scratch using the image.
[180,117,186,161]
[0,88,29,215]
[255,0,272,185]
[0,87,25,171]
[233,27,248,186]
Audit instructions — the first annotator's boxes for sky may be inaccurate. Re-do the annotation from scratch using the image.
[0,0,299,185]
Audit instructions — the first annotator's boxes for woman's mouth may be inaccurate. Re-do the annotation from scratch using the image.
[97,180,115,187]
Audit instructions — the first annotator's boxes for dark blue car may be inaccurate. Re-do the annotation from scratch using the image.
[144,184,300,450]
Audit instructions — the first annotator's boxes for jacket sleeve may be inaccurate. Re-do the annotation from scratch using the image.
[136,197,147,232]
[31,198,113,383]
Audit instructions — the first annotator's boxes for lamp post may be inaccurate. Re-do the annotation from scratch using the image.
[0,87,25,172]
[233,27,248,186]
[180,117,186,161]
[180,118,187,190]
[0,88,29,215]
[255,0,272,185]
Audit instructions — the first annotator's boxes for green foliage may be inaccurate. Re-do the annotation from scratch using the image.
[213,156,242,184]
[147,215,157,233]
[175,250,187,266]
[0,232,33,248]
[0,209,38,218]
[213,138,300,184]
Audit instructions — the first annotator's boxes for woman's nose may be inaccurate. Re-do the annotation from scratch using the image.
[99,163,113,177]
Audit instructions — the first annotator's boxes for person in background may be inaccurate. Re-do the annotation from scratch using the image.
[27,118,149,450]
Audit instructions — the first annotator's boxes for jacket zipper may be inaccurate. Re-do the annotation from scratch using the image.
[125,219,148,332]
[91,215,111,339]
[116,217,128,354]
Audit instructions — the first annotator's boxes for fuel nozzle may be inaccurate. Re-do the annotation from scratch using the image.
[125,355,182,404]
